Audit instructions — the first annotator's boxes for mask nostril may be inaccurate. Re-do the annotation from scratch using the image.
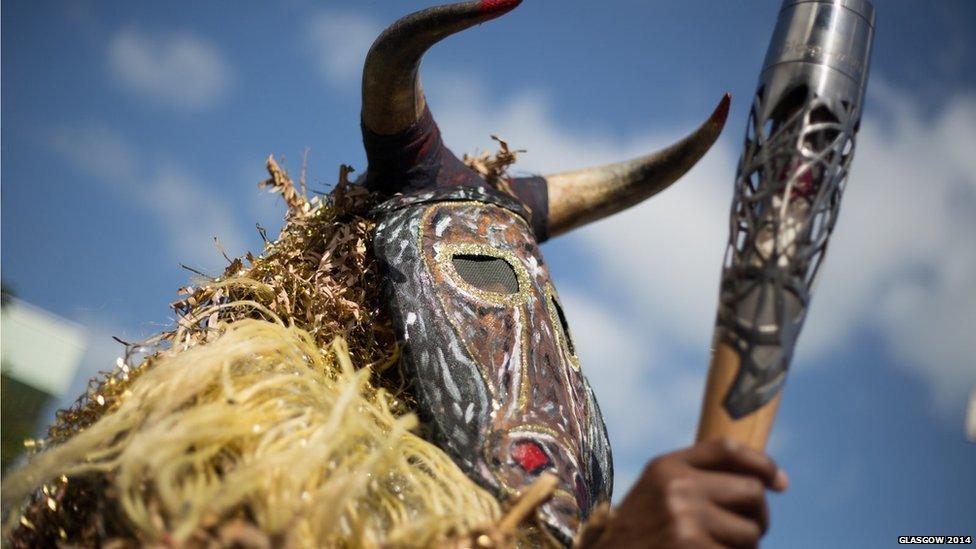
[511,441,550,473]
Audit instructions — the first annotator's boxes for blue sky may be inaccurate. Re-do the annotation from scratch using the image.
[3,1,974,546]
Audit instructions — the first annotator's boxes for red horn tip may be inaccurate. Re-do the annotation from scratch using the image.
[710,92,732,126]
[480,0,522,16]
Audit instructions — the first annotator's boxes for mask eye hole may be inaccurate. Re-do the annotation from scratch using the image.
[451,254,520,294]
[550,294,576,356]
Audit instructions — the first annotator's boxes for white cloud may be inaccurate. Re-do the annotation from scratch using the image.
[108,26,232,110]
[304,9,381,87]
[428,71,976,427]
[146,164,248,268]
[832,85,976,416]
[48,123,140,184]
[49,124,247,271]
[430,72,654,175]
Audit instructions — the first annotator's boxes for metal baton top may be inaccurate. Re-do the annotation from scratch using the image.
[760,0,875,122]
[714,0,876,419]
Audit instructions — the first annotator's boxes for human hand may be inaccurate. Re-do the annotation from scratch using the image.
[589,437,788,548]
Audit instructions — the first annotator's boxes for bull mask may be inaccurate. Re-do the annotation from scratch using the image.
[360,1,729,541]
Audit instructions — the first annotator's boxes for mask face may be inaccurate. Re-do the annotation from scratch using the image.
[373,186,612,539]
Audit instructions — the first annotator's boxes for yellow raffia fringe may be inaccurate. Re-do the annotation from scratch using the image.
[3,318,506,546]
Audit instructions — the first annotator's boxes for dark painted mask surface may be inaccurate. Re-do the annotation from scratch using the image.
[373,186,612,540]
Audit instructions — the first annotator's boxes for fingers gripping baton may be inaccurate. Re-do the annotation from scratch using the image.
[697,0,875,450]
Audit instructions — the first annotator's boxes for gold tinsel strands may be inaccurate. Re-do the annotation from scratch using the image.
[462,135,525,204]
[461,135,524,188]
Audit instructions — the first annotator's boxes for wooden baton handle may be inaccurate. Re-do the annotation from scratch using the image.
[695,342,781,451]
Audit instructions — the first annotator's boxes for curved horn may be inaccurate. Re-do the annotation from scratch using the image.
[540,93,731,238]
[361,0,522,136]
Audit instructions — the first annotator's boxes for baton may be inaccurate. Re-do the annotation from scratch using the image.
[696,0,875,450]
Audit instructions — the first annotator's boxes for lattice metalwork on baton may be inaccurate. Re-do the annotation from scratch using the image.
[698,0,875,449]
